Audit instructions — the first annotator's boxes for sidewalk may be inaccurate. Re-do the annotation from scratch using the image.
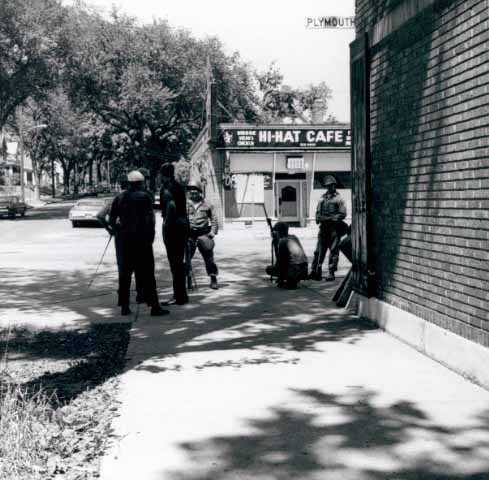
[99,225,489,480]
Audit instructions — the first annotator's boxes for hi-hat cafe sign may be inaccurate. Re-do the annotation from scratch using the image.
[219,127,351,149]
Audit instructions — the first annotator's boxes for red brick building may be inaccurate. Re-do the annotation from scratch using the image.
[351,0,489,386]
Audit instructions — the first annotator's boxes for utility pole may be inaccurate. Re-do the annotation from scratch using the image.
[17,111,26,203]
[51,157,55,197]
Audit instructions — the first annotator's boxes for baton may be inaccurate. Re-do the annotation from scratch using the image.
[88,234,113,289]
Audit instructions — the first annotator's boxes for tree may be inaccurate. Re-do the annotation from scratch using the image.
[0,0,69,128]
[22,89,98,195]
[63,7,261,185]
[255,63,334,123]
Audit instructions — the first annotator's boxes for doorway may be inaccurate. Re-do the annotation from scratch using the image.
[276,180,303,223]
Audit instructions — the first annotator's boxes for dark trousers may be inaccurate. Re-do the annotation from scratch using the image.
[267,262,308,288]
[163,225,188,303]
[117,236,158,307]
[115,235,143,304]
[187,232,218,276]
[310,224,341,276]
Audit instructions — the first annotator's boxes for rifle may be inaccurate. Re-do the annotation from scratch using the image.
[261,204,275,282]
[185,238,198,291]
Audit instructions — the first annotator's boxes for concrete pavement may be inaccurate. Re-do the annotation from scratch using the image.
[99,223,489,480]
[2,212,488,479]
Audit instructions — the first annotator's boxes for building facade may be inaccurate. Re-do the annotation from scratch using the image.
[352,0,489,386]
[189,123,352,227]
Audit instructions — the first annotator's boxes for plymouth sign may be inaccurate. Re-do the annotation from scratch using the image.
[219,127,351,149]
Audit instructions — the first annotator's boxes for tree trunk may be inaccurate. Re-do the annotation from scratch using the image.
[61,163,70,194]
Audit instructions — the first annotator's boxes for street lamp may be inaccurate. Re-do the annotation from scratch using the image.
[18,121,47,203]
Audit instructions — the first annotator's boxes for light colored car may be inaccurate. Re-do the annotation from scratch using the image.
[0,195,27,219]
[68,197,112,228]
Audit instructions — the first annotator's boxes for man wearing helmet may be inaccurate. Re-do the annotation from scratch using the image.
[265,221,308,289]
[186,179,219,289]
[309,175,347,281]
[108,170,169,316]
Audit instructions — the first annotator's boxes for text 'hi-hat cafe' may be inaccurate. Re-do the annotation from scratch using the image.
[188,88,351,228]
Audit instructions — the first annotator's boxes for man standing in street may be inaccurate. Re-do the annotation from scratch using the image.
[109,170,169,316]
[160,161,190,305]
[309,175,347,282]
[186,179,219,290]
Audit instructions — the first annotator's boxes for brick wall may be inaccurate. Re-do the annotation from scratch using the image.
[356,0,489,346]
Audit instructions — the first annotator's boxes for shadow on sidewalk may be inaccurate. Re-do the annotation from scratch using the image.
[165,388,489,480]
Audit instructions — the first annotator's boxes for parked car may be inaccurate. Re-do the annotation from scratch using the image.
[0,195,28,219]
[68,197,112,227]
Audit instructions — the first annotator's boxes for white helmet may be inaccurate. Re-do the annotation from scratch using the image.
[127,170,145,182]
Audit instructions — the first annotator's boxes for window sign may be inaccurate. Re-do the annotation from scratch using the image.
[235,174,264,203]
[286,156,305,170]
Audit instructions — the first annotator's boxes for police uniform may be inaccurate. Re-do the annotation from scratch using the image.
[310,176,347,281]
[186,180,219,289]
[266,222,308,289]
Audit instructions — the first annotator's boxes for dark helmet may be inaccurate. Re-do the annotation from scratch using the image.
[273,221,289,236]
[323,175,337,186]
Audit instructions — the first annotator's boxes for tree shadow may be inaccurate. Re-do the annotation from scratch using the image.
[1,323,131,406]
[125,248,372,375]
[164,387,489,480]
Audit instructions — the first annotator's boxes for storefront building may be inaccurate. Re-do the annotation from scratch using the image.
[189,122,351,227]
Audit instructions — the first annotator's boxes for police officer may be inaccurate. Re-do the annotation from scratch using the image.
[186,179,219,290]
[266,221,308,289]
[160,162,189,305]
[109,170,168,316]
[309,175,347,281]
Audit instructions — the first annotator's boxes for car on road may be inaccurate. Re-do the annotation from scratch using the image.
[0,195,28,219]
[68,197,112,227]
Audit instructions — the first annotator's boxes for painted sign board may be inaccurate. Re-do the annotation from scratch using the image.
[218,127,351,150]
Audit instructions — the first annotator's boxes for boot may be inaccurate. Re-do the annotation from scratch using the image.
[325,272,335,281]
[210,275,218,290]
[308,271,322,281]
[121,305,132,316]
[150,304,170,316]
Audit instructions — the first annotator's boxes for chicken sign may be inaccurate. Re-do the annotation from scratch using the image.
[218,127,351,150]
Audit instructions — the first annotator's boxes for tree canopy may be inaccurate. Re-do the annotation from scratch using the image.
[0,0,336,194]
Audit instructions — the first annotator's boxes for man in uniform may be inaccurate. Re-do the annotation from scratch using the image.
[109,170,168,316]
[186,179,219,290]
[160,161,190,305]
[266,221,308,289]
[309,175,347,281]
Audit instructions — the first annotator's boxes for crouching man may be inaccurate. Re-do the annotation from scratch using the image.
[266,222,308,290]
[186,180,219,290]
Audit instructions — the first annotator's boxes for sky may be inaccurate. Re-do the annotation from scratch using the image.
[64,0,355,121]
